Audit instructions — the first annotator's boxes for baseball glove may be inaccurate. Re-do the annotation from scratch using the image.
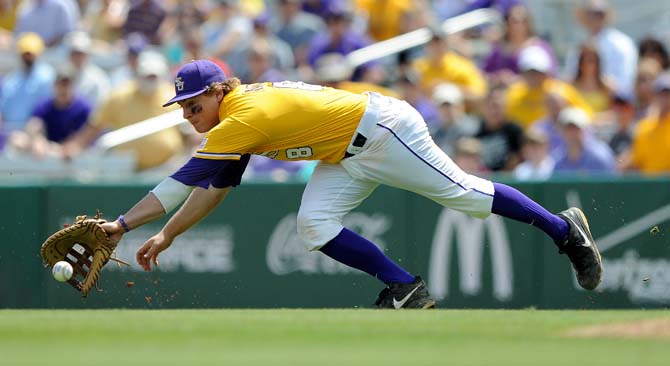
[40,211,129,297]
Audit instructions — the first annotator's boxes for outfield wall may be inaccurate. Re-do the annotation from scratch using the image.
[1,177,669,309]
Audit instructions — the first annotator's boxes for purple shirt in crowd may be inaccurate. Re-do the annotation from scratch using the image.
[302,0,339,18]
[483,39,558,76]
[32,95,92,143]
[307,30,376,79]
[553,139,616,175]
[531,119,614,176]
[123,0,166,45]
[531,118,566,160]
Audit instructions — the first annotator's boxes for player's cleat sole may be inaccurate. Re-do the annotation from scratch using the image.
[374,276,437,309]
[556,207,603,290]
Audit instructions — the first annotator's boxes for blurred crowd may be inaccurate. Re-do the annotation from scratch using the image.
[0,0,669,182]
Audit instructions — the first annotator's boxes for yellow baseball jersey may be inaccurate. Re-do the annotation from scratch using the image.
[630,111,670,174]
[92,81,183,170]
[504,78,594,129]
[354,0,413,41]
[195,81,368,163]
[413,52,488,99]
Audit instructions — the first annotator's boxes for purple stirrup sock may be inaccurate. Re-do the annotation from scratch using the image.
[319,228,415,284]
[491,183,569,244]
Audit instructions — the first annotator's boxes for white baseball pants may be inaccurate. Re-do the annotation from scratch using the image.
[297,93,495,250]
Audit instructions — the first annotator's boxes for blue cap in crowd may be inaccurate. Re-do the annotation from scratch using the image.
[163,60,228,107]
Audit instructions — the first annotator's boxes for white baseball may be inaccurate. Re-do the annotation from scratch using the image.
[52,261,74,282]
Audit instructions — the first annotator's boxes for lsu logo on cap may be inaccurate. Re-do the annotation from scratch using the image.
[175,76,184,91]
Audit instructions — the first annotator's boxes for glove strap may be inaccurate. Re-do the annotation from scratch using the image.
[117,215,131,233]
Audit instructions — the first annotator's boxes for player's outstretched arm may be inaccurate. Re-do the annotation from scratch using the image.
[100,192,167,247]
[136,185,231,271]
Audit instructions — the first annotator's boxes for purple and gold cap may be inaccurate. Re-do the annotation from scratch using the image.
[162,60,227,107]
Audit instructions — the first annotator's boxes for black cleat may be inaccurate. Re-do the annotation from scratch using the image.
[556,207,603,290]
[374,276,437,309]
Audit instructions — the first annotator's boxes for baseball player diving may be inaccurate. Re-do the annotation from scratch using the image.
[100,60,602,309]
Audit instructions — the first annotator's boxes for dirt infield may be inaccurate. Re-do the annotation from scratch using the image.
[564,319,670,339]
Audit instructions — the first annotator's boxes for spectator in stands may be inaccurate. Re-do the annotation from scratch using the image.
[302,0,338,18]
[227,12,295,80]
[83,0,128,44]
[505,45,592,129]
[430,83,478,155]
[63,31,111,107]
[553,107,616,176]
[634,57,663,119]
[160,1,206,66]
[8,63,91,158]
[159,1,205,42]
[244,38,287,84]
[170,26,232,78]
[395,70,439,129]
[109,32,147,87]
[307,2,375,81]
[313,53,400,98]
[606,91,636,159]
[565,0,637,95]
[482,3,557,84]
[412,29,488,103]
[453,137,487,175]
[63,51,185,171]
[13,0,79,47]
[202,0,252,65]
[0,0,18,30]
[122,0,166,45]
[251,12,295,72]
[530,92,568,160]
[638,36,669,71]
[272,0,325,67]
[475,87,523,172]
[0,33,54,134]
[572,42,614,121]
[0,0,19,47]
[622,72,670,175]
[514,128,555,181]
[354,0,429,42]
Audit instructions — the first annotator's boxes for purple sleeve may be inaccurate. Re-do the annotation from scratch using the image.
[211,154,251,188]
[32,99,51,119]
[170,155,250,189]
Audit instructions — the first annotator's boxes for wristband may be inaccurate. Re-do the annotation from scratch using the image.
[117,215,131,233]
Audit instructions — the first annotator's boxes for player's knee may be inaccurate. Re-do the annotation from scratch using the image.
[296,212,341,251]
[296,212,321,250]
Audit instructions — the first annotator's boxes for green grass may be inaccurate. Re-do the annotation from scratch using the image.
[1,309,668,366]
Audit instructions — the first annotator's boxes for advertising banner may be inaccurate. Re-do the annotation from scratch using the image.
[1,178,668,309]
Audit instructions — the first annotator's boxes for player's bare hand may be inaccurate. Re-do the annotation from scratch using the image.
[136,232,173,271]
[101,221,124,247]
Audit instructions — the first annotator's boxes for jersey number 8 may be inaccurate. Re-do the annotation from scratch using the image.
[286,147,313,159]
